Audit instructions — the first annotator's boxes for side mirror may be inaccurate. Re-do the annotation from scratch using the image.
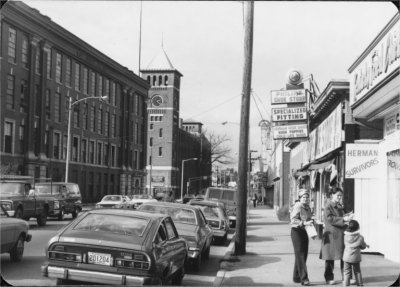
[28,189,36,196]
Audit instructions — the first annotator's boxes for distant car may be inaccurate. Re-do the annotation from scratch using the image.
[0,202,32,262]
[204,187,237,227]
[96,195,127,209]
[124,194,157,209]
[182,194,204,204]
[41,208,188,285]
[188,200,229,244]
[35,182,82,220]
[138,202,213,271]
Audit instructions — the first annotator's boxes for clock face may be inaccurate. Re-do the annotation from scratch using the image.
[152,95,163,107]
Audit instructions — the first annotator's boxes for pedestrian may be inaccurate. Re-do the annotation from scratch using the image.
[320,187,353,285]
[343,220,369,286]
[163,191,175,202]
[252,193,257,208]
[290,188,314,286]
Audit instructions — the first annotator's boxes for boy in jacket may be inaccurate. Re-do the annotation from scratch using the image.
[343,220,369,286]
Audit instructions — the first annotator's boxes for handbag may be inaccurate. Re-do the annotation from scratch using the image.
[305,224,318,239]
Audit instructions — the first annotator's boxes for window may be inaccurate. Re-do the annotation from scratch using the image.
[149,137,153,147]
[98,75,103,97]
[150,123,154,130]
[55,53,62,83]
[159,128,163,138]
[74,63,81,91]
[164,75,168,86]
[73,104,80,128]
[159,147,162,156]
[111,145,116,167]
[105,79,110,101]
[89,141,95,164]
[65,58,71,86]
[62,134,68,160]
[153,75,156,86]
[55,92,61,122]
[135,123,139,144]
[105,111,109,136]
[90,71,96,96]
[98,107,103,134]
[90,105,95,132]
[81,139,87,163]
[387,149,400,219]
[8,27,16,63]
[83,103,88,130]
[104,144,109,165]
[21,34,28,68]
[45,89,51,120]
[97,142,102,165]
[35,48,41,75]
[111,82,116,106]
[134,150,139,169]
[4,121,14,153]
[112,113,117,137]
[83,67,88,94]
[45,127,50,157]
[72,137,79,161]
[147,76,151,85]
[46,49,52,79]
[20,79,28,113]
[53,132,61,159]
[158,75,162,86]
[6,75,15,110]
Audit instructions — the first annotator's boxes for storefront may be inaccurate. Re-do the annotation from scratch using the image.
[347,12,400,262]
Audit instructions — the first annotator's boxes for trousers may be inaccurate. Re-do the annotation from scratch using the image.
[343,262,363,286]
[324,259,344,281]
[291,227,309,283]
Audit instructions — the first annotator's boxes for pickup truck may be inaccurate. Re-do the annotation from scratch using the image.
[0,177,54,226]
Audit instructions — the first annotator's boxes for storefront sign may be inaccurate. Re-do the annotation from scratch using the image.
[349,19,400,106]
[345,143,380,179]
[271,89,307,104]
[151,176,165,183]
[384,110,400,137]
[272,106,307,122]
[315,105,342,159]
[388,149,400,179]
[273,123,308,139]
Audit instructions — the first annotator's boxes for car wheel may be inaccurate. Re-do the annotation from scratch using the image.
[58,208,65,221]
[37,209,48,226]
[14,208,23,219]
[10,235,24,262]
[72,207,80,219]
[171,264,185,285]
[192,251,202,271]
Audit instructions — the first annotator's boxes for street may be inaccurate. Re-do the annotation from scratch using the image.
[1,214,233,286]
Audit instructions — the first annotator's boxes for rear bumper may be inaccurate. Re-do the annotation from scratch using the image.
[212,229,227,238]
[41,265,155,285]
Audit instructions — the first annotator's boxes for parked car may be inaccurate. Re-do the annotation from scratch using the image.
[0,202,32,262]
[182,194,204,204]
[138,202,213,271]
[124,194,157,209]
[0,176,54,226]
[188,200,229,244]
[204,187,237,227]
[96,195,127,208]
[41,208,188,285]
[35,182,82,220]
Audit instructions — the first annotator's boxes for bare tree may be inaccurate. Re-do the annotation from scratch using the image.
[205,130,234,165]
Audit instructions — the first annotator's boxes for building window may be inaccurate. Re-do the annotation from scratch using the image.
[83,67,88,94]
[65,58,71,86]
[150,123,154,130]
[4,121,14,153]
[134,150,139,169]
[6,75,15,110]
[8,27,16,63]
[111,82,116,106]
[73,104,80,128]
[53,132,61,159]
[112,113,117,137]
[98,75,103,97]
[62,134,68,160]
[81,139,87,163]
[158,75,162,86]
[147,76,151,85]
[74,63,81,91]
[45,89,51,120]
[83,103,88,130]
[159,128,163,138]
[46,49,52,79]
[90,71,96,96]
[135,123,139,144]
[149,137,153,147]
[164,75,168,86]
[19,119,25,153]
[21,34,28,68]
[153,75,156,86]
[159,147,163,156]
[20,79,28,113]
[98,107,103,134]
[44,127,50,157]
[105,111,109,136]
[55,53,62,83]
[72,136,79,161]
[97,142,102,165]
[89,141,95,164]
[55,92,61,122]
[105,78,110,102]
[111,145,116,167]
[90,105,95,132]
[35,48,41,75]
[104,143,109,165]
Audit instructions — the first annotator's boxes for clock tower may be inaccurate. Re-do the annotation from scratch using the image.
[141,47,183,197]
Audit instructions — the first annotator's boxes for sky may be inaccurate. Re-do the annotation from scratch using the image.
[15,0,398,170]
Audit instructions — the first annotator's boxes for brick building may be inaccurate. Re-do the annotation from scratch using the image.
[1,2,149,203]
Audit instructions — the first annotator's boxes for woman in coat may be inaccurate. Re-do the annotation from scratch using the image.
[319,187,352,285]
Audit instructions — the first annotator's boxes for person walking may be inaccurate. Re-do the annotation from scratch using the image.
[343,220,369,286]
[163,191,175,202]
[290,189,314,286]
[252,193,257,208]
[320,187,353,285]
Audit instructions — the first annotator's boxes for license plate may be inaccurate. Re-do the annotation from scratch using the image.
[88,252,112,266]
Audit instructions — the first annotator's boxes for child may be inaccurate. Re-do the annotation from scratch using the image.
[342,220,369,286]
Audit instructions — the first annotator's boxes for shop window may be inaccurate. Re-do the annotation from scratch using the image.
[387,149,400,219]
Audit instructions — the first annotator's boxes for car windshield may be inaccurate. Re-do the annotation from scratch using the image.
[102,195,122,201]
[35,185,59,195]
[132,194,151,200]
[140,205,197,225]
[74,213,149,236]
[0,182,27,196]
[198,206,222,219]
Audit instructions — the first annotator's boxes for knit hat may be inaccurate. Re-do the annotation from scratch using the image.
[298,189,309,198]
[346,219,360,232]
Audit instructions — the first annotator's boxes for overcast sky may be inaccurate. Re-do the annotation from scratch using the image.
[18,0,398,169]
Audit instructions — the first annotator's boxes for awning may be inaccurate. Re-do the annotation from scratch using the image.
[308,159,334,171]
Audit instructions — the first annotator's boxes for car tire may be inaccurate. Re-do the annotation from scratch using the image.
[72,207,80,219]
[37,209,47,226]
[10,235,24,262]
[14,208,23,219]
[58,208,65,221]
[193,251,202,271]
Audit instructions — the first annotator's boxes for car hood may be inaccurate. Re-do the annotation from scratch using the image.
[57,229,145,251]
[0,217,29,227]
[174,222,198,237]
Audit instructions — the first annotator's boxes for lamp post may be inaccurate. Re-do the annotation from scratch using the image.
[181,158,197,200]
[65,95,108,183]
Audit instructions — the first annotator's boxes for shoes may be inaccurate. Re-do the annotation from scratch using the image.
[326,280,335,285]
[350,279,357,285]
[302,280,311,286]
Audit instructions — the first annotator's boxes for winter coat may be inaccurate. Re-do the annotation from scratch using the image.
[343,230,367,263]
[290,202,313,229]
[319,200,347,260]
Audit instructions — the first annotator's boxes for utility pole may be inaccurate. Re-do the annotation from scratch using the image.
[235,0,254,255]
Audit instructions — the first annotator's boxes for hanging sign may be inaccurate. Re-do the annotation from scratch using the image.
[345,143,381,179]
[273,123,308,139]
[271,106,307,122]
[271,89,307,104]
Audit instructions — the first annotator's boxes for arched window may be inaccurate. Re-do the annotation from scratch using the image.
[164,76,169,86]
[147,76,151,85]
[158,75,162,86]
[152,75,156,86]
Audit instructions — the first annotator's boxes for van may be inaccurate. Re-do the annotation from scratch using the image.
[35,182,82,220]
[204,187,237,227]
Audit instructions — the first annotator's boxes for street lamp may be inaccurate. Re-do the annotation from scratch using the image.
[65,95,108,183]
[181,158,197,200]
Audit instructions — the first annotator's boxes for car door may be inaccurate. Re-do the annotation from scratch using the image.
[0,216,15,251]
[197,209,213,251]
[153,221,170,275]
[164,217,186,273]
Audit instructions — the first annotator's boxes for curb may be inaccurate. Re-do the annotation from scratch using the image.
[213,233,236,286]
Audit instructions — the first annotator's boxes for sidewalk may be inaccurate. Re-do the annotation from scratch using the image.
[214,205,400,286]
